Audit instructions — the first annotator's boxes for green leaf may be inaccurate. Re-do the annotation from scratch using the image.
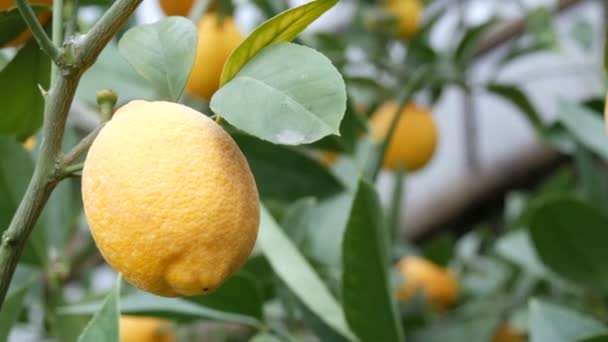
[62,290,261,327]
[212,42,346,145]
[185,272,264,321]
[77,276,121,342]
[412,317,499,342]
[529,299,607,342]
[258,204,354,340]
[342,180,404,342]
[494,230,551,278]
[251,333,283,342]
[486,83,543,133]
[76,42,154,105]
[0,137,46,266]
[0,276,34,341]
[220,0,338,86]
[529,196,608,290]
[580,336,608,342]
[454,19,496,66]
[118,17,197,101]
[0,39,50,139]
[234,134,342,201]
[572,20,595,51]
[558,101,608,160]
[0,5,50,46]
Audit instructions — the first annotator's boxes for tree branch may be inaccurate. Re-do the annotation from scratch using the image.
[15,0,60,63]
[0,0,143,309]
[62,124,105,167]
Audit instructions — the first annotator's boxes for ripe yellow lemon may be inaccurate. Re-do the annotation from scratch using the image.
[385,0,422,40]
[1,0,53,47]
[370,101,437,172]
[397,256,458,309]
[492,323,524,342]
[82,100,260,297]
[158,0,193,17]
[186,13,243,101]
[120,315,175,342]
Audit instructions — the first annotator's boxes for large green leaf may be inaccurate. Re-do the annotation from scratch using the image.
[529,300,607,342]
[234,134,342,201]
[0,137,46,266]
[220,0,338,86]
[118,17,197,101]
[558,101,608,160]
[185,272,264,321]
[0,39,50,139]
[0,275,34,341]
[77,276,121,342]
[258,204,354,340]
[485,83,543,133]
[342,180,404,342]
[529,196,608,290]
[211,42,346,145]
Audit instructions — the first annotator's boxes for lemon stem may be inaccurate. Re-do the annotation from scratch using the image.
[0,0,144,309]
[371,65,430,180]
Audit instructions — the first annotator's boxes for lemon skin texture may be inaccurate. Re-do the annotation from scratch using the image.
[370,101,437,172]
[120,315,175,342]
[397,256,458,309]
[82,100,260,297]
[158,0,193,17]
[1,0,53,47]
[385,0,421,40]
[186,13,243,101]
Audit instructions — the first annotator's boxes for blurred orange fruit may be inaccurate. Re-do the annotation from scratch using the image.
[186,13,242,101]
[120,315,175,342]
[370,101,437,172]
[492,323,525,342]
[397,256,458,309]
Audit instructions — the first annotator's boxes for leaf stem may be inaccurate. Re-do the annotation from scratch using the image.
[371,66,430,180]
[0,0,143,309]
[15,0,60,64]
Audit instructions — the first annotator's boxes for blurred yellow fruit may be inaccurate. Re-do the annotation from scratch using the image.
[120,315,175,342]
[492,323,525,342]
[370,101,437,172]
[82,100,259,297]
[397,256,458,309]
[1,0,53,47]
[385,0,422,40]
[22,136,36,151]
[158,0,192,17]
[186,13,243,101]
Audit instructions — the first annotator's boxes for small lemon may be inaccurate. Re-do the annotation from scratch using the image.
[120,315,175,342]
[158,0,193,17]
[82,100,260,297]
[370,101,437,172]
[385,0,422,40]
[186,13,243,101]
[397,256,458,309]
[492,323,525,342]
[1,0,53,47]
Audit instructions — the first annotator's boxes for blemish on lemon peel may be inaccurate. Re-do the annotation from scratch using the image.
[82,100,260,297]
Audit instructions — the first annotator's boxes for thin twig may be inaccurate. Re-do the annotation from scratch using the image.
[62,124,104,167]
[51,0,64,84]
[15,0,60,64]
[188,0,211,23]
